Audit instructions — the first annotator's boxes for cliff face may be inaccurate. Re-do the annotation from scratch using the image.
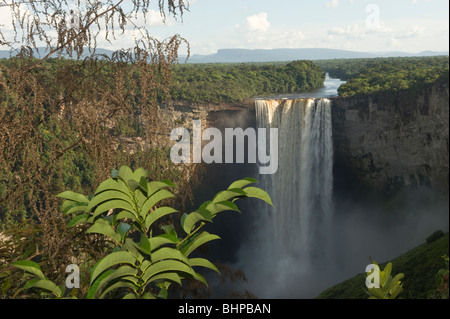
[331,80,449,196]
[159,80,449,199]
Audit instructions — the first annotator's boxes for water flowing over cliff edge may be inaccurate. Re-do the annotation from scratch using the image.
[255,98,334,266]
[197,78,448,299]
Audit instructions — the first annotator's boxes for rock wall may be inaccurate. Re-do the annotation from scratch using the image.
[159,80,449,200]
[331,80,449,197]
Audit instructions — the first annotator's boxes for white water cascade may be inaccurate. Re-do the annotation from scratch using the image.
[255,98,334,268]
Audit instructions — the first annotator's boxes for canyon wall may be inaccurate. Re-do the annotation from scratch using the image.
[331,80,449,197]
[160,78,449,201]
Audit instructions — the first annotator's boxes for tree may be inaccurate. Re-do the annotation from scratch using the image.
[0,0,195,281]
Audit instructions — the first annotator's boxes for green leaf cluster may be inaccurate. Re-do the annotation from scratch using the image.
[11,260,66,299]
[365,262,404,299]
[12,166,272,299]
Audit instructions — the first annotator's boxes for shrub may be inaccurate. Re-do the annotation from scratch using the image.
[10,166,272,299]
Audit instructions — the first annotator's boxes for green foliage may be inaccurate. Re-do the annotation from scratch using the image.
[316,56,449,97]
[426,230,445,243]
[0,219,43,298]
[431,255,449,299]
[12,260,66,299]
[365,262,404,299]
[315,58,375,81]
[316,232,449,299]
[11,166,272,299]
[169,61,325,103]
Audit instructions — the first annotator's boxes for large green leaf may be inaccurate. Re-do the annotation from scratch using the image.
[118,166,135,184]
[57,191,89,203]
[87,190,133,213]
[67,214,90,228]
[179,231,220,257]
[116,223,132,243]
[94,178,130,196]
[242,186,273,206]
[12,260,45,280]
[100,281,138,299]
[23,278,40,290]
[228,178,258,190]
[86,220,121,243]
[146,181,175,198]
[115,210,138,222]
[61,199,77,214]
[189,258,219,273]
[139,189,175,218]
[205,200,241,217]
[380,263,392,288]
[95,265,138,297]
[133,167,148,180]
[386,273,404,294]
[92,199,136,219]
[212,189,246,203]
[151,247,190,265]
[87,269,114,299]
[149,236,178,252]
[62,201,88,216]
[128,179,146,194]
[144,206,178,230]
[26,279,63,298]
[149,272,182,286]
[135,233,152,256]
[389,283,404,299]
[142,260,195,285]
[90,251,138,285]
[181,209,212,235]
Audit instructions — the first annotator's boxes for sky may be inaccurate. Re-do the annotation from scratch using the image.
[0,0,449,55]
[140,0,450,55]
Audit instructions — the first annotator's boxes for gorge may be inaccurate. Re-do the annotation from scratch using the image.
[195,74,449,298]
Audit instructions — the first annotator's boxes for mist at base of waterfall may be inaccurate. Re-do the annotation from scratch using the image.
[225,186,449,299]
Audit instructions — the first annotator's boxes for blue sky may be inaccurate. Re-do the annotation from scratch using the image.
[145,0,449,55]
[0,0,448,55]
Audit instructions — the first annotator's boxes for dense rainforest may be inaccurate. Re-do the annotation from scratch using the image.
[169,60,325,103]
[316,56,449,97]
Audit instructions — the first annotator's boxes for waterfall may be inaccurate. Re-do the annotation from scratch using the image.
[255,98,334,266]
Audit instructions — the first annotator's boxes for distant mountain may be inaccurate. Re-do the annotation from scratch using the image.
[1,47,448,62]
[186,48,450,63]
[0,47,116,59]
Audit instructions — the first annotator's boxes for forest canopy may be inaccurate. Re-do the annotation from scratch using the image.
[316,56,449,97]
[169,60,325,103]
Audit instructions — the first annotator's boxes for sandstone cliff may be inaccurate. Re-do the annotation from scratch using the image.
[331,80,449,197]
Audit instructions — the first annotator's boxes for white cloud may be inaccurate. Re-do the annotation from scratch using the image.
[230,12,309,50]
[125,9,174,28]
[243,12,271,33]
[328,24,363,37]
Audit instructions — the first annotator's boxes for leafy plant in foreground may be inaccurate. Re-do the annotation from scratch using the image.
[11,260,67,299]
[433,255,449,299]
[12,166,272,299]
[365,262,404,299]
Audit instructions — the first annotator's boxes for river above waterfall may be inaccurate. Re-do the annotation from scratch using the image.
[254,73,346,100]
